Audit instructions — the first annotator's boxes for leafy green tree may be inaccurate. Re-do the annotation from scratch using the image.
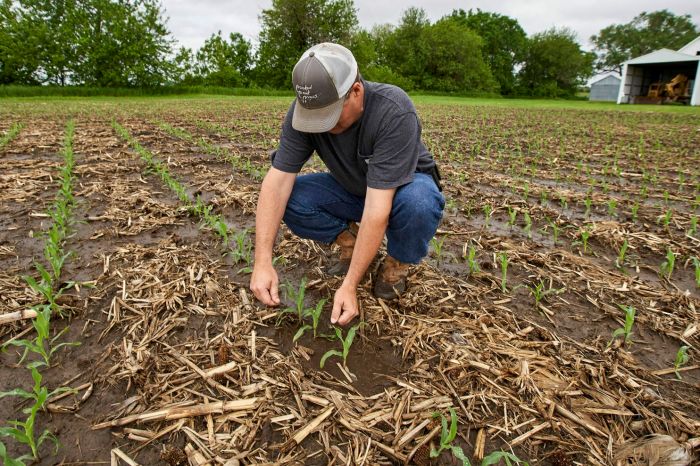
[1,0,174,87]
[173,46,197,85]
[591,10,699,73]
[447,9,527,95]
[518,28,594,97]
[255,0,358,89]
[72,0,175,87]
[422,17,497,93]
[382,7,430,89]
[0,0,42,84]
[195,31,253,86]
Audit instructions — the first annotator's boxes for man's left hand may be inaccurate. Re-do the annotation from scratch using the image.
[331,283,359,326]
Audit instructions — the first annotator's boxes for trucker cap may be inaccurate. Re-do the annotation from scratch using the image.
[291,43,358,133]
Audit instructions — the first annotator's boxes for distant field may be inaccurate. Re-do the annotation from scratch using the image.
[1,96,698,465]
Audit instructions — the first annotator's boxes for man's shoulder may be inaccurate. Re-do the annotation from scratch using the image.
[365,81,416,115]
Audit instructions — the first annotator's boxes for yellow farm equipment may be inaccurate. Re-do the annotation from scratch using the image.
[647,74,691,103]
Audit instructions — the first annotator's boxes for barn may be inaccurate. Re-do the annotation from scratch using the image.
[617,36,700,106]
[589,74,621,102]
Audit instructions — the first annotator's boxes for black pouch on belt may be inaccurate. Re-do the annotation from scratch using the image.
[429,164,443,192]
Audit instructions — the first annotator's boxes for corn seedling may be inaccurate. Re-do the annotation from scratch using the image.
[279,278,307,323]
[523,212,532,239]
[529,280,563,309]
[583,197,592,218]
[616,240,629,269]
[320,324,360,368]
[609,304,635,347]
[465,244,480,275]
[482,204,492,228]
[692,257,700,287]
[674,346,690,379]
[507,207,517,228]
[3,305,80,368]
[430,235,447,265]
[429,408,469,465]
[630,203,639,223]
[229,229,253,272]
[293,298,328,342]
[660,248,676,280]
[658,209,672,228]
[498,252,509,293]
[688,216,697,236]
[575,227,591,254]
[0,366,72,460]
[607,199,617,217]
[548,220,561,245]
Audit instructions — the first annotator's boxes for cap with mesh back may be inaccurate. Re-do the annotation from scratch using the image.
[291,43,358,133]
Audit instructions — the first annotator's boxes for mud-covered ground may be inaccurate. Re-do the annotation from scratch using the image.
[0,97,698,465]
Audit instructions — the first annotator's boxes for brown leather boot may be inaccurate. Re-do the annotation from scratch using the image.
[326,223,358,276]
[373,256,409,300]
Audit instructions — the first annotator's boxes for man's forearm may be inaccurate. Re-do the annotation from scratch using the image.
[255,169,295,264]
[343,215,387,287]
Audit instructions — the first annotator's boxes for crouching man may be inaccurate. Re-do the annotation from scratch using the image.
[250,43,444,327]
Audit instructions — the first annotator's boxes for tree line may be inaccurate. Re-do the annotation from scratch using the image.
[1,0,697,97]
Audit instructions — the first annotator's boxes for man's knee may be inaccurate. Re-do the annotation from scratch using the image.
[391,175,444,226]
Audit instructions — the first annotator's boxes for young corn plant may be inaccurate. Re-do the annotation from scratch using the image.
[0,366,73,461]
[229,229,253,273]
[279,278,308,323]
[529,280,563,310]
[3,305,80,368]
[583,197,592,219]
[498,252,509,293]
[575,227,591,254]
[616,240,629,269]
[464,244,480,275]
[507,207,517,228]
[320,324,360,368]
[430,408,470,465]
[660,248,677,280]
[607,199,617,217]
[481,451,527,466]
[482,204,493,228]
[693,257,700,287]
[430,235,448,265]
[630,203,640,223]
[674,346,690,380]
[523,212,532,239]
[293,298,328,342]
[609,305,635,347]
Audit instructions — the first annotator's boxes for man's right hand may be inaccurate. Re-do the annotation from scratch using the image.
[250,263,280,306]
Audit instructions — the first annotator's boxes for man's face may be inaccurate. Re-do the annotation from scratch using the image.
[328,82,364,135]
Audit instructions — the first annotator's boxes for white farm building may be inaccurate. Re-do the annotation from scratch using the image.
[589,74,621,102]
[617,36,700,106]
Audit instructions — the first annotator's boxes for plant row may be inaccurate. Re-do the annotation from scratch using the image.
[1,120,80,465]
[0,123,23,149]
[155,120,266,182]
[112,121,253,269]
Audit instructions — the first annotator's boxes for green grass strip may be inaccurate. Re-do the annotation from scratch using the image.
[0,122,23,149]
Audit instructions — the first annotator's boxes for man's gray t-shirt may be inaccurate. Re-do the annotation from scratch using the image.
[271,80,436,197]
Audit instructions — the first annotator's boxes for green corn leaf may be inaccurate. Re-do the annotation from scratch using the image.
[0,426,30,445]
[447,407,458,443]
[0,388,35,400]
[293,325,311,343]
[320,350,343,369]
[450,445,471,466]
[481,451,524,465]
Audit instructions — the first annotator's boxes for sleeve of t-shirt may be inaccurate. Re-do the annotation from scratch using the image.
[365,112,420,190]
[270,103,314,173]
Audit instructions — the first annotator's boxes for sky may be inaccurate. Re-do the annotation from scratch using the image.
[161,0,700,52]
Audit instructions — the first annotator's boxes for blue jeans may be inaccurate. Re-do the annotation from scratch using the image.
[283,173,445,264]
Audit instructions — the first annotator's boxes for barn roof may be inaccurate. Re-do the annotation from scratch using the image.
[589,73,621,86]
[677,36,700,55]
[625,48,700,65]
